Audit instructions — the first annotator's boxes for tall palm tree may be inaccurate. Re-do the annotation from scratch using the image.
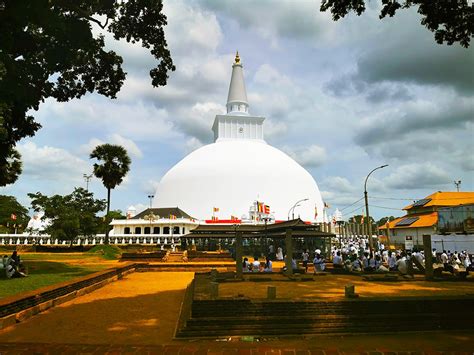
[90,144,131,244]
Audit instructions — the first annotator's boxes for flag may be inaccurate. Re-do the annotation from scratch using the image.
[211,216,218,221]
[169,214,177,220]
[314,206,318,219]
[10,214,16,220]
[360,215,364,224]
[231,215,238,220]
[257,202,264,213]
[213,207,219,212]
[324,202,330,208]
[264,205,270,214]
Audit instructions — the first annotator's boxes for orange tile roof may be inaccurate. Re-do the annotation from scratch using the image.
[404,191,474,210]
[379,212,438,230]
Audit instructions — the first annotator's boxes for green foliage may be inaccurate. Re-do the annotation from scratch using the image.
[320,0,473,48]
[0,0,175,186]
[0,194,28,233]
[90,144,131,243]
[28,188,106,246]
[87,245,122,260]
[377,216,396,226]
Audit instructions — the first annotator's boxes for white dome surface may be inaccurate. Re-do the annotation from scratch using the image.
[154,140,324,222]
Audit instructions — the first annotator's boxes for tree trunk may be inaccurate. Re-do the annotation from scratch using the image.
[105,187,111,244]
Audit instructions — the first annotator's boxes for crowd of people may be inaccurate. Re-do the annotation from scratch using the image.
[0,250,27,278]
[241,236,473,277]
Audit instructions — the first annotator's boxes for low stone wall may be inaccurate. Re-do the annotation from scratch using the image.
[0,263,136,330]
[174,278,195,338]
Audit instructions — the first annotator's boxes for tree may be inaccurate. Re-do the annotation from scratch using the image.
[0,0,175,186]
[320,0,473,48]
[28,188,106,246]
[90,144,131,244]
[97,209,126,232]
[0,195,28,233]
[377,216,396,227]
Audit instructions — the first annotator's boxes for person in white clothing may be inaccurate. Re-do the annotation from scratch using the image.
[252,257,261,272]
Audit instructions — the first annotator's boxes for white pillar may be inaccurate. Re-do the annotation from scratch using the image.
[46,239,51,245]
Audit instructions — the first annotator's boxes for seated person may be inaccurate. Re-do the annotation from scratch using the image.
[332,251,343,269]
[9,250,21,269]
[252,257,261,272]
[388,252,397,271]
[313,253,326,273]
[263,256,272,272]
[242,257,250,272]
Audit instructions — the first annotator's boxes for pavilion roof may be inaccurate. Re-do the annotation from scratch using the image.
[186,219,335,238]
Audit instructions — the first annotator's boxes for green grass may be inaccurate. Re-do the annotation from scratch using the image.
[0,260,109,299]
[87,245,123,260]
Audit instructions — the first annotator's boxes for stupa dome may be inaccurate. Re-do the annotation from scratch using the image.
[154,53,324,222]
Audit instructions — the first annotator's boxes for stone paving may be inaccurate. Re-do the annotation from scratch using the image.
[0,343,472,355]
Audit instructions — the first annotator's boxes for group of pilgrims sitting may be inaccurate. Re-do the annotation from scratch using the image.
[241,242,473,276]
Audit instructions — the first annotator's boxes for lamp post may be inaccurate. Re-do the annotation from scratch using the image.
[147,194,154,209]
[364,164,388,252]
[83,173,93,191]
[288,198,309,220]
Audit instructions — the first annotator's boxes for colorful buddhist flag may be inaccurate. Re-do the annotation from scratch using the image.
[257,202,264,213]
[264,205,270,214]
[169,214,177,220]
[213,207,219,212]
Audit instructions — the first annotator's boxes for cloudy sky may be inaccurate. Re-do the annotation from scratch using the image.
[1,0,473,221]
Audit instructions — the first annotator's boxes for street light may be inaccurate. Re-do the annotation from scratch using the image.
[147,194,154,209]
[288,198,309,220]
[364,164,388,252]
[83,173,93,191]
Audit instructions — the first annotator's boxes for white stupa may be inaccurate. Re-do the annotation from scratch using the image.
[154,53,324,222]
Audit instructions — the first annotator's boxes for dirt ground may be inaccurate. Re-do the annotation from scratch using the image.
[0,272,195,345]
[0,271,473,350]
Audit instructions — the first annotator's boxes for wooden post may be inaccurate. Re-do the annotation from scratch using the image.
[423,234,434,280]
[235,231,243,279]
[285,228,293,275]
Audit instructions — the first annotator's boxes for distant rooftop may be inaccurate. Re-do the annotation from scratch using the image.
[404,191,474,210]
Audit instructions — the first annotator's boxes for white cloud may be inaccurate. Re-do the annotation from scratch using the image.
[282,144,327,168]
[80,134,143,159]
[385,163,451,190]
[18,142,90,183]
[322,176,355,194]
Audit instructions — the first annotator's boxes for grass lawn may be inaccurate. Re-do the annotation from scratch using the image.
[0,251,118,299]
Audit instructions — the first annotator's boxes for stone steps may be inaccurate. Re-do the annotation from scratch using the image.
[177,297,474,338]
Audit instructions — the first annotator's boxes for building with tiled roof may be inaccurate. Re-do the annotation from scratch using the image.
[378,191,474,247]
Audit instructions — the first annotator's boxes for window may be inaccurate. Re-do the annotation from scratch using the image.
[124,227,130,235]
[144,227,151,234]
[173,226,180,234]
[135,227,141,235]
[182,227,185,234]
[163,227,170,235]
[153,227,160,234]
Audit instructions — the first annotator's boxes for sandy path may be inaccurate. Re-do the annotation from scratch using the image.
[0,272,194,345]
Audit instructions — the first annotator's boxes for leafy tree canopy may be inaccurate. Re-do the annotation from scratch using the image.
[320,0,473,47]
[0,194,28,233]
[28,187,106,245]
[0,0,175,186]
[377,216,397,226]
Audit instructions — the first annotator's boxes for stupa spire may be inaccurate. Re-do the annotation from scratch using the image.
[226,51,249,115]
